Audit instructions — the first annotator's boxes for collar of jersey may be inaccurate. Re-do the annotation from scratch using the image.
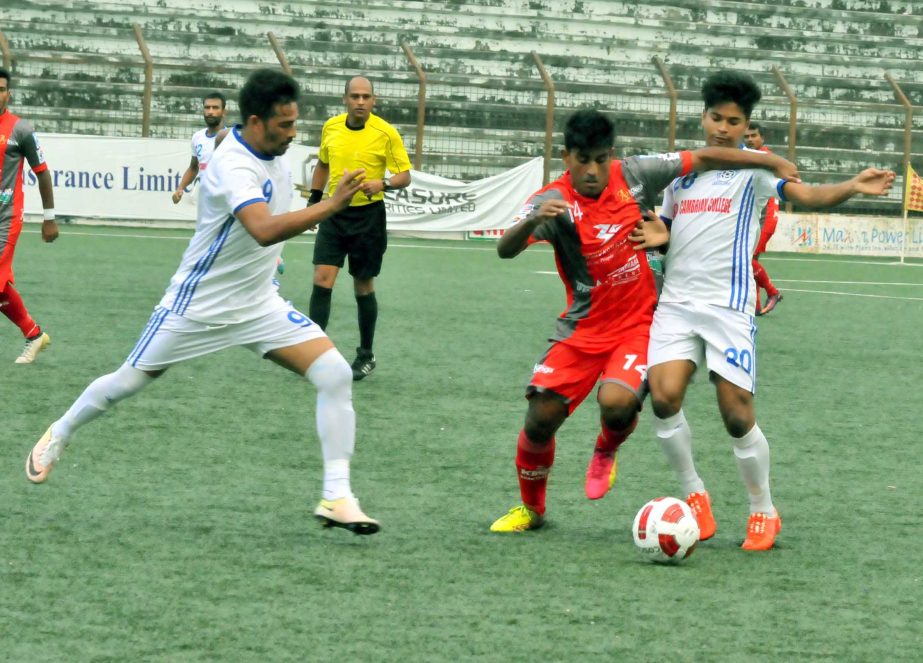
[233,125,274,161]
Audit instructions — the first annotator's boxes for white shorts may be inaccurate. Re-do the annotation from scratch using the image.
[648,301,758,393]
[126,302,327,371]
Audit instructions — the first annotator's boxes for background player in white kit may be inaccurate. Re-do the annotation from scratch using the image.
[634,70,894,551]
[171,91,227,205]
[26,69,381,535]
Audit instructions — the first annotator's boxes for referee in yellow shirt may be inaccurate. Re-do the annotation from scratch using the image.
[308,76,412,380]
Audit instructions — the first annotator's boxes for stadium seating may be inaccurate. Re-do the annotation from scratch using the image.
[6,0,921,212]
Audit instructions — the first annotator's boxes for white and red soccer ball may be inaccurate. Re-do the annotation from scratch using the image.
[632,497,700,564]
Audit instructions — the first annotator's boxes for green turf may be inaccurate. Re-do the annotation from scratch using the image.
[2,225,921,661]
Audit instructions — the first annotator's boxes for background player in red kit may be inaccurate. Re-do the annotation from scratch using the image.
[0,67,59,364]
[490,110,799,532]
[744,122,782,315]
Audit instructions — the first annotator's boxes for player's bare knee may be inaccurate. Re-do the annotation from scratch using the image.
[599,402,638,431]
[313,266,338,289]
[524,395,567,443]
[353,278,374,296]
[650,393,682,419]
[522,421,557,446]
[313,274,336,289]
[720,409,754,438]
[523,410,563,443]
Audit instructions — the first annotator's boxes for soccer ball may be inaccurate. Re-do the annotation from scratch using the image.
[632,497,700,564]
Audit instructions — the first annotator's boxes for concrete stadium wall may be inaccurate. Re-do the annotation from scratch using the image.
[5,0,921,214]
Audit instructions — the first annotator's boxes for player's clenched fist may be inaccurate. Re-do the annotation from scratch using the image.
[533,199,571,223]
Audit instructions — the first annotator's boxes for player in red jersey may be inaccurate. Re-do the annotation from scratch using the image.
[490,110,799,532]
[0,67,59,363]
[744,122,782,315]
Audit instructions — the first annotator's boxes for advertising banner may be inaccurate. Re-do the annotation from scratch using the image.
[23,134,543,231]
[22,133,314,221]
[770,212,923,258]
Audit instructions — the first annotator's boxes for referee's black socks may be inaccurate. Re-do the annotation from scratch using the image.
[309,285,332,330]
[356,292,378,353]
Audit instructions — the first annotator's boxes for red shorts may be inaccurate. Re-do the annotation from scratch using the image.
[0,216,23,286]
[526,332,650,414]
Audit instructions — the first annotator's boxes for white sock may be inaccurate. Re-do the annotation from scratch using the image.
[654,409,705,496]
[306,349,355,500]
[51,363,154,441]
[733,423,773,514]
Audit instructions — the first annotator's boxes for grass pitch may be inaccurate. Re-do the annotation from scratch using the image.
[2,225,921,661]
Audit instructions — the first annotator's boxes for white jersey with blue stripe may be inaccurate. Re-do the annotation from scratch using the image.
[158,126,289,324]
[659,164,786,316]
[190,126,223,172]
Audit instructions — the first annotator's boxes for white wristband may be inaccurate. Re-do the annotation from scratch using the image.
[43,208,55,221]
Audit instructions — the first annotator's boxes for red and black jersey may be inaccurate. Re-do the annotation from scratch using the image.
[0,110,49,285]
[756,146,779,224]
[516,152,692,351]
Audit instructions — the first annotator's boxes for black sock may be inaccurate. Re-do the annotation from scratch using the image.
[309,284,333,330]
[356,292,378,354]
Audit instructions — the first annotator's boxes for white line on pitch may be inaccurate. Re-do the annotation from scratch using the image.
[774,279,923,287]
[778,288,923,302]
[763,255,923,268]
[23,228,521,252]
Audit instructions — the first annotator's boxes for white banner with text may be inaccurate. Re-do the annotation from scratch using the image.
[23,134,543,231]
[22,133,315,221]
[769,212,923,258]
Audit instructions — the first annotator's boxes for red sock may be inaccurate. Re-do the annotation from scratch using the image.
[0,283,41,339]
[516,429,555,515]
[595,415,639,454]
[752,259,778,297]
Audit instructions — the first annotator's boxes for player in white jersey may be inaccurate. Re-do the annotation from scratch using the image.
[171,91,227,205]
[633,70,894,551]
[26,69,382,535]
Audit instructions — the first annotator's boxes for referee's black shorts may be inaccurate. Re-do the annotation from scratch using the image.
[313,200,387,280]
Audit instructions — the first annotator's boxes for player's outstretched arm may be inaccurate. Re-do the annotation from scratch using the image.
[497,199,569,259]
[781,168,895,209]
[237,168,365,246]
[690,147,801,182]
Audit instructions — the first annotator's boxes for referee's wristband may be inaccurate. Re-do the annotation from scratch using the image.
[308,189,323,205]
[43,208,55,221]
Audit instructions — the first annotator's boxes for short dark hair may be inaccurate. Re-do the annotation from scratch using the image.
[0,68,10,86]
[701,70,762,119]
[747,122,762,133]
[344,76,374,95]
[563,109,615,152]
[203,91,226,108]
[238,69,299,123]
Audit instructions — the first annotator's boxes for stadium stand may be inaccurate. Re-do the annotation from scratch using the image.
[5,0,921,212]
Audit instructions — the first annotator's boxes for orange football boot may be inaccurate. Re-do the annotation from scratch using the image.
[686,490,717,541]
[741,510,782,551]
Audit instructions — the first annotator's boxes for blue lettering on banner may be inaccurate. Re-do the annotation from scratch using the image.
[26,167,182,192]
[27,169,116,190]
[123,166,181,192]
